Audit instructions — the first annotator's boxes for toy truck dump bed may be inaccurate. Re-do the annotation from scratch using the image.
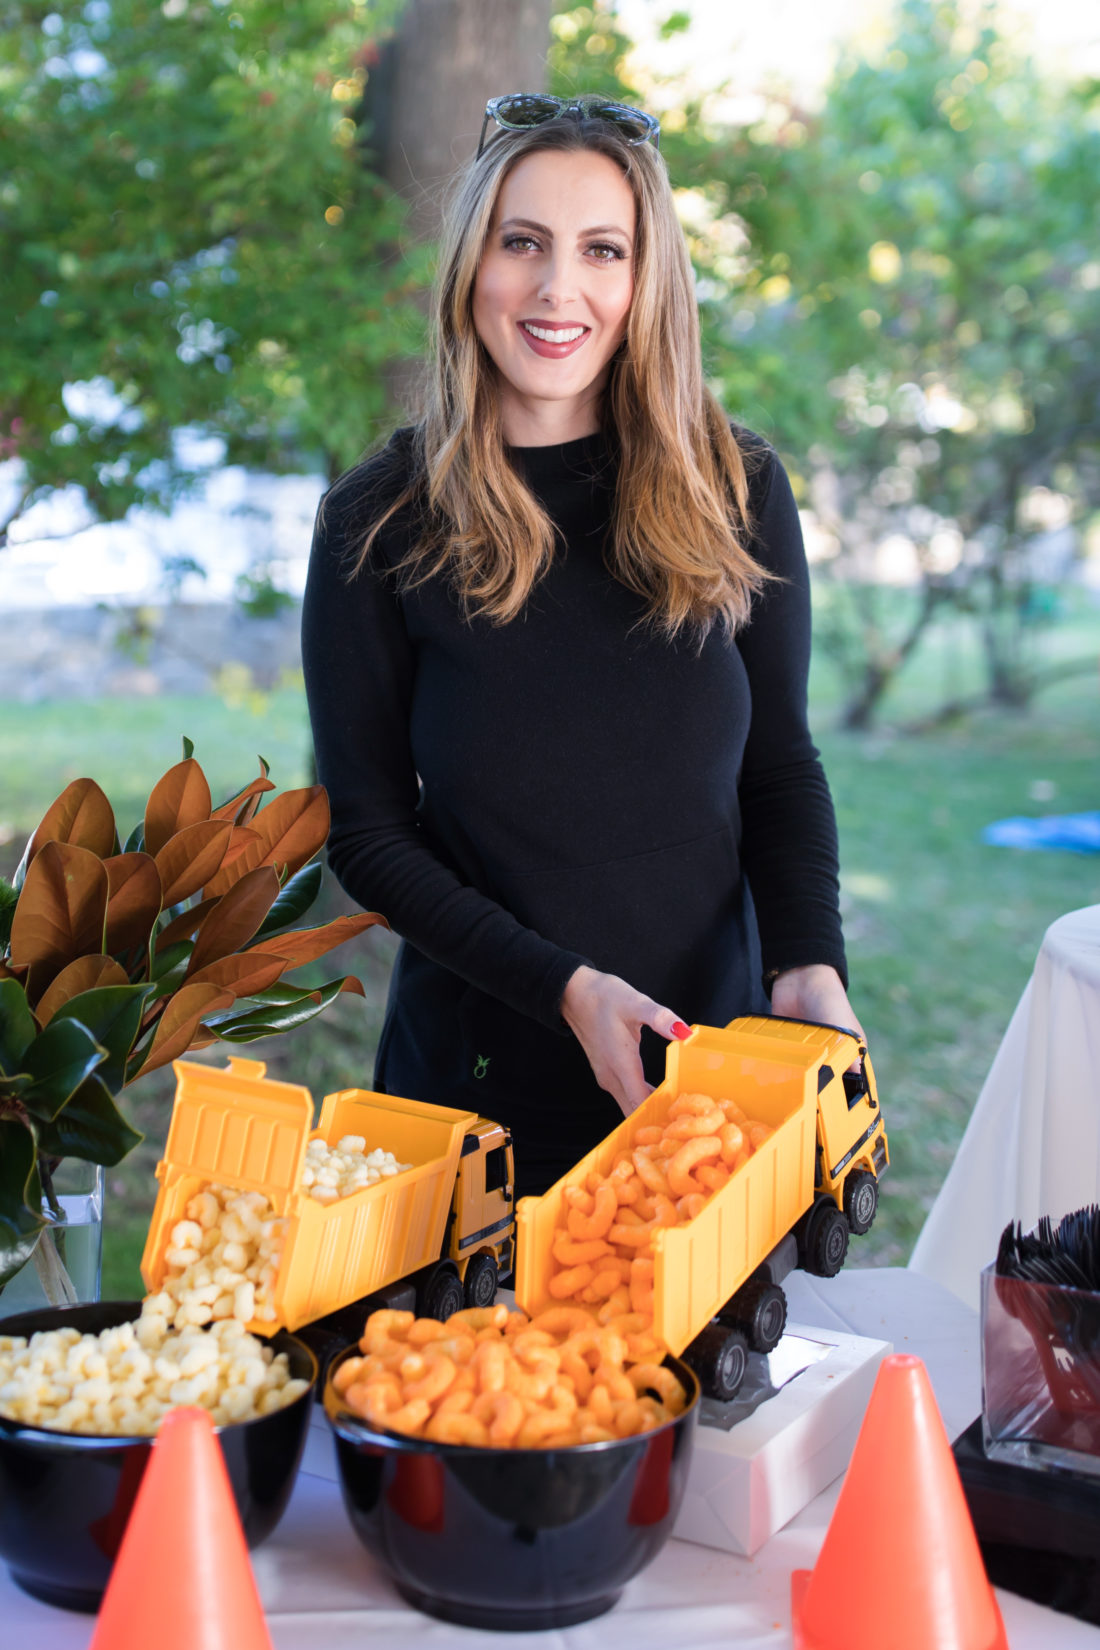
[515,1016,888,1400]
[140,1056,501,1337]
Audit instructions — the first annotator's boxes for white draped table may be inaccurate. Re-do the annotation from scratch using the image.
[5,1267,1099,1649]
[910,903,1100,1311]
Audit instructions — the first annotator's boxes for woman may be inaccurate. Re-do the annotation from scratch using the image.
[303,95,862,1199]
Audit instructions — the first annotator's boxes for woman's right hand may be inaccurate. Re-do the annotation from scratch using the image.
[560,964,690,1118]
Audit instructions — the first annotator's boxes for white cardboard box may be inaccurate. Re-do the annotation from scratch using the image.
[673,1321,892,1557]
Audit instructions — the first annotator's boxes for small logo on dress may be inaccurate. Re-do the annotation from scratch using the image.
[473,1054,491,1080]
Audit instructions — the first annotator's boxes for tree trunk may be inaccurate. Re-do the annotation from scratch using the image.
[370,0,555,415]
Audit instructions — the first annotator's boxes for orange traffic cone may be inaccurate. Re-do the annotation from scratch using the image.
[792,1353,1007,1650]
[90,1407,274,1650]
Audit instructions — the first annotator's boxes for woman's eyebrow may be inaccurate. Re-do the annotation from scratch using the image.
[498,215,633,242]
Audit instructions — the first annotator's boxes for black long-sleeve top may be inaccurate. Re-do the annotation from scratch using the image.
[302,426,846,1195]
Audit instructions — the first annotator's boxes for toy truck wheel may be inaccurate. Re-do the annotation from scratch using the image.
[462,1253,498,1309]
[725,1279,787,1354]
[805,1202,850,1278]
[843,1169,878,1236]
[686,1324,749,1403]
[418,1264,464,1322]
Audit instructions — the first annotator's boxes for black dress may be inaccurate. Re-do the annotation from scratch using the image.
[302,426,846,1197]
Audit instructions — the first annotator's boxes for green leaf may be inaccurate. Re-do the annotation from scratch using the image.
[51,983,155,1093]
[123,820,146,854]
[182,735,195,759]
[251,861,323,940]
[206,976,352,1041]
[20,1018,108,1124]
[33,1074,143,1166]
[0,877,17,949]
[151,940,192,980]
[0,978,39,1074]
[0,1121,47,1290]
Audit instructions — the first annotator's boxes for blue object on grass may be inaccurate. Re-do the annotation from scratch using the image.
[982,812,1100,854]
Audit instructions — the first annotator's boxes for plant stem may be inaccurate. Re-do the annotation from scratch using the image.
[31,1227,78,1307]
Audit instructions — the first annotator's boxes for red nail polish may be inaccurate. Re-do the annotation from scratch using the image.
[670,1020,691,1040]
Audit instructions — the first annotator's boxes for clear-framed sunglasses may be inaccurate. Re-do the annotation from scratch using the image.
[477,93,661,160]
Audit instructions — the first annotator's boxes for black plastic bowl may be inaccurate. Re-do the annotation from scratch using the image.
[323,1343,699,1631]
[0,1299,317,1613]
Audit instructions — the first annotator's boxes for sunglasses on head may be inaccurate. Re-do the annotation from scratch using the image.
[477,93,661,160]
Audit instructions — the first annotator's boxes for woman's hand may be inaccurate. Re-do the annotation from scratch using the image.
[769,964,866,1063]
[560,965,689,1118]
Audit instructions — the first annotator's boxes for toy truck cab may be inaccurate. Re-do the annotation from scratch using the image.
[445,1118,516,1306]
[801,1021,889,1273]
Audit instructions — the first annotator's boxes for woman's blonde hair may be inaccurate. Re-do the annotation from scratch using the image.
[351,114,771,636]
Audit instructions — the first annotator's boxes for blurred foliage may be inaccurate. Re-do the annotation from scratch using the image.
[552,0,1100,725]
[1,0,425,544]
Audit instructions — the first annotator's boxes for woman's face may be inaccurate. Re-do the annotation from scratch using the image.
[472,148,636,445]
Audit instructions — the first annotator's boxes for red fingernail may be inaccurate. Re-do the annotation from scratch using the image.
[670,1020,691,1040]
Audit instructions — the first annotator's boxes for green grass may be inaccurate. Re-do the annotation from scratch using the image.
[1,596,1098,1294]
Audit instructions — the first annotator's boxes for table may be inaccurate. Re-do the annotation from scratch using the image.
[910,904,1100,1311]
[7,1267,1100,1648]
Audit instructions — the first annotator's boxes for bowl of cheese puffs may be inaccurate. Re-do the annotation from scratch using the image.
[323,1302,699,1631]
[0,1298,316,1612]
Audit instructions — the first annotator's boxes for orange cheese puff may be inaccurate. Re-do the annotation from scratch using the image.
[401,1354,458,1404]
[486,1392,525,1445]
[429,1333,478,1364]
[666,1109,725,1140]
[668,1136,722,1197]
[333,1355,366,1394]
[614,1204,646,1227]
[632,1150,670,1195]
[633,1192,656,1221]
[626,1332,665,1362]
[425,1412,490,1445]
[651,1193,680,1227]
[585,1170,604,1194]
[560,1349,594,1401]
[564,1184,594,1215]
[611,1149,636,1170]
[604,1311,651,1336]
[473,1340,509,1394]
[435,1385,476,1416]
[597,1287,632,1323]
[578,1420,617,1444]
[614,1176,643,1206]
[612,1400,654,1438]
[729,1147,751,1172]
[609,1221,655,1247]
[552,1230,612,1266]
[594,1362,636,1403]
[360,1308,415,1354]
[718,1122,745,1164]
[748,1122,774,1149]
[502,1311,531,1337]
[406,1317,454,1346]
[656,1136,680,1158]
[720,1099,749,1126]
[450,1305,510,1334]
[515,1411,571,1448]
[677,1192,707,1221]
[628,1364,687,1410]
[566,1183,617,1241]
[633,1125,663,1146]
[630,1256,654,1282]
[548,1262,595,1297]
[696,1162,731,1193]
[528,1306,595,1337]
[511,1329,556,1356]
[587,1384,614,1428]
[373,1395,432,1437]
[587,1268,627,1300]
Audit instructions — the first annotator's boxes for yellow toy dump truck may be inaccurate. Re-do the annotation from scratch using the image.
[515,1016,888,1402]
[141,1057,515,1339]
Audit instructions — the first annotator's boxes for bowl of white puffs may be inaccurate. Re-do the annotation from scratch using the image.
[0,1298,316,1613]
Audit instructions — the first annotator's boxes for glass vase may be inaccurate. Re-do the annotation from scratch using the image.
[0,1162,104,1316]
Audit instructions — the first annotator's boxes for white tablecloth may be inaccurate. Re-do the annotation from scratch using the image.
[6,1268,1099,1648]
[910,904,1100,1310]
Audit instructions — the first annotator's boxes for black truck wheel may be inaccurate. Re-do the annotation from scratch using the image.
[417,1263,463,1321]
[805,1201,850,1278]
[843,1169,879,1235]
[685,1323,749,1402]
[462,1253,498,1309]
[725,1279,787,1354]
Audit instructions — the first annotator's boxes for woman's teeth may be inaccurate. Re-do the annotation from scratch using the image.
[522,323,587,343]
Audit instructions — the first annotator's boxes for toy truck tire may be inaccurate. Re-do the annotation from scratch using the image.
[462,1253,499,1309]
[724,1278,787,1354]
[684,1323,749,1402]
[416,1261,464,1321]
[801,1199,850,1278]
[843,1168,878,1235]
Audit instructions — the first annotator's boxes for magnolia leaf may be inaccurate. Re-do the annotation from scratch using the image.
[10,841,109,1001]
[252,861,324,940]
[51,982,156,1092]
[143,758,213,857]
[150,940,192,981]
[32,1075,143,1167]
[35,956,129,1024]
[0,978,39,1074]
[0,1122,47,1289]
[103,852,163,956]
[130,982,235,1079]
[154,819,234,907]
[200,828,266,900]
[187,952,288,999]
[123,820,145,854]
[186,865,280,977]
[205,974,363,1041]
[25,777,117,864]
[182,736,195,760]
[211,773,276,826]
[0,877,18,950]
[20,1018,108,1124]
[247,910,388,970]
[203,788,329,898]
[155,896,219,953]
